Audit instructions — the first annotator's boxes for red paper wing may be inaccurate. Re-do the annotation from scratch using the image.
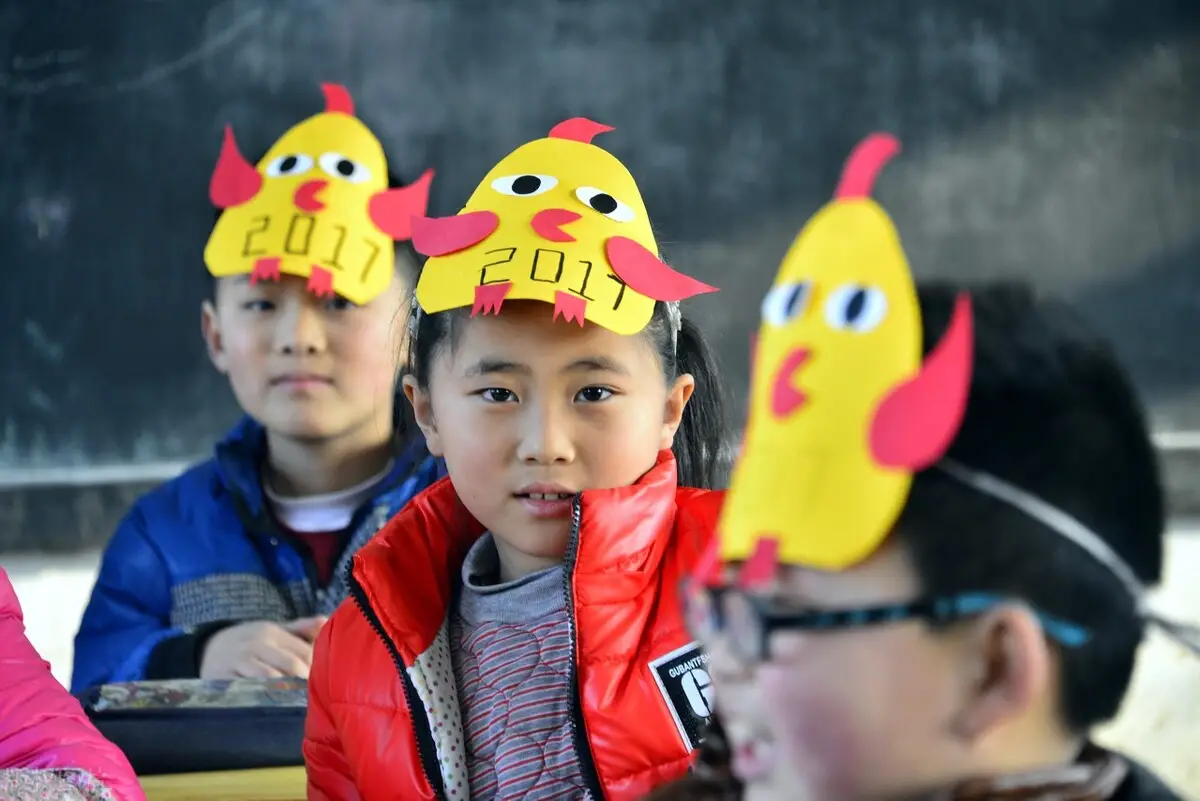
[210,126,262,209]
[869,294,974,470]
[368,168,435,241]
[605,236,718,302]
[411,210,500,257]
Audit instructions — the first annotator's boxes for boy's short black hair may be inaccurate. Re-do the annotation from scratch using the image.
[898,281,1164,732]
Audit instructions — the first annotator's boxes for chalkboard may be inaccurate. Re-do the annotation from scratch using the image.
[1,0,1197,483]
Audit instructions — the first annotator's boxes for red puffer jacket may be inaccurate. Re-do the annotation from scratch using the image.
[304,451,722,801]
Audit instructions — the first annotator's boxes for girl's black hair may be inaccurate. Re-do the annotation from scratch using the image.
[401,298,734,490]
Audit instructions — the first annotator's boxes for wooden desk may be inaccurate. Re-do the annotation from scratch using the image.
[139,767,306,801]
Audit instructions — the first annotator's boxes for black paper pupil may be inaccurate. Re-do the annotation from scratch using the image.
[512,175,542,194]
[845,288,867,323]
[589,193,618,214]
[280,156,298,172]
[336,159,355,176]
[784,284,806,318]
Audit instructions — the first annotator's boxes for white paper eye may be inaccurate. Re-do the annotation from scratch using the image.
[824,284,888,333]
[491,174,559,196]
[264,153,314,177]
[574,186,635,222]
[761,281,812,327]
[318,152,372,184]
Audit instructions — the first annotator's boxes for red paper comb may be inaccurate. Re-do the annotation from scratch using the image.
[321,83,355,116]
[548,117,614,144]
[835,133,901,199]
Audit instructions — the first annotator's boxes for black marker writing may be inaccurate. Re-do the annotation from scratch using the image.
[358,239,382,282]
[571,260,596,300]
[530,248,565,283]
[473,245,628,309]
[607,273,628,310]
[284,215,316,255]
[479,247,517,285]
[241,215,270,257]
[325,224,348,271]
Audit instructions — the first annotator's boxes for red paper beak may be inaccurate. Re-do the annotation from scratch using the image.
[770,348,811,419]
[530,208,581,243]
[293,180,328,213]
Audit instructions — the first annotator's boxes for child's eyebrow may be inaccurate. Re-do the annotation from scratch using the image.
[462,356,631,378]
[564,356,629,376]
[463,358,530,377]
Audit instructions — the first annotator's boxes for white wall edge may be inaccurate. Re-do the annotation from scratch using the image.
[0,460,193,489]
[1153,431,1200,451]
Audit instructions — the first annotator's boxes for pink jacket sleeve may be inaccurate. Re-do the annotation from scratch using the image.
[0,568,145,801]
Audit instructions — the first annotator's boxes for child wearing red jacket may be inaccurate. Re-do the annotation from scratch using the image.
[304,118,732,800]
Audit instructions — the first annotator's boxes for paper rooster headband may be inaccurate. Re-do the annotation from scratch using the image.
[410,117,717,336]
[204,83,434,305]
[717,133,975,576]
[700,133,1200,658]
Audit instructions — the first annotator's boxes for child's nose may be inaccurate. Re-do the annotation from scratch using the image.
[517,402,575,465]
[276,303,327,355]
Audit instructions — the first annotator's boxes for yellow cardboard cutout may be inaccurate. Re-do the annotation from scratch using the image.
[718,134,924,571]
[413,119,716,336]
[204,85,422,306]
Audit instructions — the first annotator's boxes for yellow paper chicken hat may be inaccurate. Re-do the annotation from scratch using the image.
[410,118,717,335]
[204,83,434,305]
[708,133,975,582]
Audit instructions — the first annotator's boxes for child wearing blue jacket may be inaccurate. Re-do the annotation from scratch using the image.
[71,83,442,691]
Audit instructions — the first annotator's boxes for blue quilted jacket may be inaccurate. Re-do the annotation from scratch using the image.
[71,417,444,693]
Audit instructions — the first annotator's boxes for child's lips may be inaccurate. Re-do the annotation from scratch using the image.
[272,373,332,389]
[513,484,577,519]
[516,495,574,518]
[727,723,776,783]
[731,735,776,782]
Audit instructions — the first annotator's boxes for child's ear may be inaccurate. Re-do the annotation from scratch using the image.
[949,604,1050,743]
[660,373,696,451]
[200,301,228,373]
[402,376,442,456]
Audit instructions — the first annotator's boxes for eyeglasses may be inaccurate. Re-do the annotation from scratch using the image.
[681,581,1091,664]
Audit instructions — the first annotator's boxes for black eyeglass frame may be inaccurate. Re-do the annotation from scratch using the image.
[681,581,1091,664]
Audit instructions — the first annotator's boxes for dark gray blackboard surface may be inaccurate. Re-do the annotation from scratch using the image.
[0,1,1197,525]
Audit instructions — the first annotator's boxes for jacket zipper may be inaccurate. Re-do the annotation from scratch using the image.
[348,573,447,801]
[563,496,607,800]
[240,451,422,609]
[228,492,312,616]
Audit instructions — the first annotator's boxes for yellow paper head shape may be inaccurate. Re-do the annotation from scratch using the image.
[410,118,717,335]
[204,83,433,305]
[716,134,975,578]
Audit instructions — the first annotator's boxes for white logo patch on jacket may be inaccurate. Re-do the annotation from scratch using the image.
[648,641,714,751]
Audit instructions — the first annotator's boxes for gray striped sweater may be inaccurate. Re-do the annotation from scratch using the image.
[450,534,590,800]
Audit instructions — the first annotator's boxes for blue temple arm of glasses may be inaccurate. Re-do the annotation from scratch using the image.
[945,592,1092,648]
